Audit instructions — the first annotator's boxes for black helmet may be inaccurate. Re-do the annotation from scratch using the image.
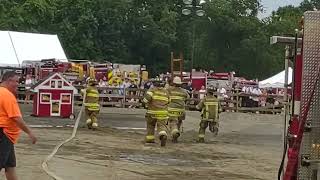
[207,87,216,95]
[152,80,162,87]
[87,78,98,86]
[208,87,216,92]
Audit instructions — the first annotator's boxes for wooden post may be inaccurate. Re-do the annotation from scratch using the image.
[272,104,275,115]
[171,52,174,78]
[180,52,184,79]
[123,87,126,108]
[236,89,239,112]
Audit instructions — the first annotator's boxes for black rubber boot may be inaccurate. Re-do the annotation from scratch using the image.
[198,137,205,143]
[172,132,180,143]
[213,127,219,136]
[160,135,167,147]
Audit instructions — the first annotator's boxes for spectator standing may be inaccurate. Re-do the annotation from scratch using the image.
[128,81,138,108]
[252,87,262,107]
[144,81,152,90]
[123,78,131,89]
[217,86,227,99]
[185,81,193,98]
[260,89,268,107]
[0,71,37,180]
[199,86,206,100]
[18,76,26,101]
[99,79,107,89]
[24,75,32,104]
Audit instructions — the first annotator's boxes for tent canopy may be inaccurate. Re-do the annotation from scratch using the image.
[0,31,67,67]
[259,67,293,88]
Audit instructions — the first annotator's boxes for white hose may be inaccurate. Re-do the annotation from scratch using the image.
[41,93,86,180]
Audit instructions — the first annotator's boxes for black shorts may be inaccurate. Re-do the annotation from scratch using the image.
[0,128,16,171]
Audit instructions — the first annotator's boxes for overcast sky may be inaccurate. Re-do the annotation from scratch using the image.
[259,0,303,18]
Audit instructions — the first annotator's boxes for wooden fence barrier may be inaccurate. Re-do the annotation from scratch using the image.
[17,85,288,114]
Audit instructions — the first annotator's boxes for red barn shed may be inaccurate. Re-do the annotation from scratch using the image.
[32,72,78,118]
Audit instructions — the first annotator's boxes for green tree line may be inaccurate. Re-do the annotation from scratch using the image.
[0,0,319,79]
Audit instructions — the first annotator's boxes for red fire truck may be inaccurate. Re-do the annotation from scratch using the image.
[276,11,320,180]
[207,72,234,90]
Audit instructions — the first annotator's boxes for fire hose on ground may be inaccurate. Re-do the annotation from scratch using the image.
[41,90,188,179]
[41,93,86,180]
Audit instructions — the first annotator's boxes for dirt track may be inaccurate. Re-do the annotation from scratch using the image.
[8,105,285,180]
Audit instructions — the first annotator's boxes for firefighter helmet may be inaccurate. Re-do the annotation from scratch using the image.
[152,80,164,87]
[207,87,217,94]
[172,76,182,85]
[87,78,98,86]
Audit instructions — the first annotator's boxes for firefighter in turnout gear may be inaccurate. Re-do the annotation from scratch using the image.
[82,78,100,130]
[196,88,222,143]
[142,80,170,147]
[167,76,189,143]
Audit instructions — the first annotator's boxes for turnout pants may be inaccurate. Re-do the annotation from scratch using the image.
[169,112,185,133]
[169,113,185,136]
[199,119,219,139]
[85,109,99,128]
[145,114,168,143]
[168,117,179,136]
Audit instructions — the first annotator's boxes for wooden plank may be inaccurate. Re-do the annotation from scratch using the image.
[124,102,141,106]
[17,100,33,104]
[16,86,286,114]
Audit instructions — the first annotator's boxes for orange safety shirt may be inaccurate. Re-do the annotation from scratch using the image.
[0,87,22,144]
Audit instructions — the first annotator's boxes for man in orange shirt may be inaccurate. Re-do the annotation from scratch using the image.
[0,71,37,180]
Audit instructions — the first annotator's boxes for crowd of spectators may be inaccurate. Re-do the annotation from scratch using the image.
[194,82,286,110]
[16,72,287,112]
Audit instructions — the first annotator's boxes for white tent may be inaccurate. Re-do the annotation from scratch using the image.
[0,31,67,67]
[259,67,293,88]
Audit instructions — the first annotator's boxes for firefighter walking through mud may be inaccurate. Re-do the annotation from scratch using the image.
[196,88,222,143]
[82,79,100,130]
[142,80,170,147]
[167,76,189,143]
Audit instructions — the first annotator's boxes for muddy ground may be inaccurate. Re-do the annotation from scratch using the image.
[4,105,285,180]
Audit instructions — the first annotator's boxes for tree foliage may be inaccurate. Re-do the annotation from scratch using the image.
[0,0,313,79]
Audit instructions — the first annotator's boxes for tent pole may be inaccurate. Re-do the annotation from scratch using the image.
[8,32,20,67]
[284,45,290,106]
[280,45,290,179]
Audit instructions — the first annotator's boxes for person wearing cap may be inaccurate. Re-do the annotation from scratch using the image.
[196,88,222,143]
[0,71,37,180]
[82,78,100,130]
[167,76,189,143]
[142,80,170,147]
